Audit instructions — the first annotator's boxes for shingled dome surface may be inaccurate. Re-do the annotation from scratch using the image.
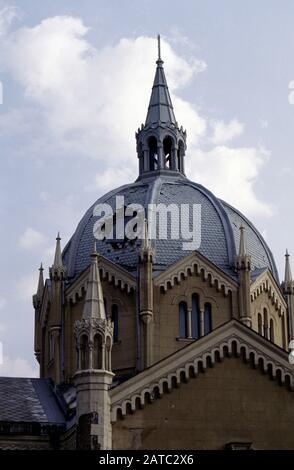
[63,173,278,283]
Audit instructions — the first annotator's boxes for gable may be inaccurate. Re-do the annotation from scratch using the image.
[111,320,293,421]
[112,353,294,450]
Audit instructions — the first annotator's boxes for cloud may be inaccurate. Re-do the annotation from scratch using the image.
[19,227,46,250]
[0,355,38,377]
[187,145,272,216]
[0,16,271,217]
[210,118,244,145]
[0,5,19,35]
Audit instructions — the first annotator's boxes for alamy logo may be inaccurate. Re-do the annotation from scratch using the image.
[289,340,294,364]
[0,81,3,105]
[0,341,3,365]
[93,196,202,251]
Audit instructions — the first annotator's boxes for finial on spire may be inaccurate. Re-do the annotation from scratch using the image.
[157,34,161,61]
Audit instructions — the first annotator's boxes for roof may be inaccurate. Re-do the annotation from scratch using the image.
[145,56,176,126]
[63,173,279,283]
[0,377,66,424]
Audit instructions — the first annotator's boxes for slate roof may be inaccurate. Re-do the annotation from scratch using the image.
[0,377,66,424]
[63,173,279,284]
[145,57,176,126]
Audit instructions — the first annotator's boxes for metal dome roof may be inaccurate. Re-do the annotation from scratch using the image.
[63,173,279,283]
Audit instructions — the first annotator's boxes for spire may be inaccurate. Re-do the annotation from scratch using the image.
[136,35,187,177]
[284,249,292,284]
[236,224,251,271]
[53,232,63,268]
[50,232,66,281]
[140,218,154,262]
[145,35,177,126]
[36,263,44,299]
[239,225,246,257]
[82,242,106,321]
[33,263,44,309]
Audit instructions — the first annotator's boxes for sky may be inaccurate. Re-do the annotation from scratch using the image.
[1,0,294,376]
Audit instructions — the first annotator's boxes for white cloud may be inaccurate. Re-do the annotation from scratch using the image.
[0,355,38,377]
[210,118,244,145]
[19,227,46,250]
[0,16,271,216]
[0,5,19,35]
[187,145,272,217]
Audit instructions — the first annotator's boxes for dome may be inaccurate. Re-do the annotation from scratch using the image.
[63,172,279,283]
[63,38,278,284]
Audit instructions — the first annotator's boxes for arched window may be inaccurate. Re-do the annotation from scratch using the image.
[111,304,119,343]
[148,136,158,171]
[263,308,268,339]
[192,294,200,339]
[93,334,103,369]
[258,313,262,335]
[177,141,184,172]
[80,334,89,370]
[269,319,274,343]
[179,301,188,338]
[204,302,212,335]
[163,136,173,169]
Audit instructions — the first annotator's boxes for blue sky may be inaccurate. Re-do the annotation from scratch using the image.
[1,0,294,376]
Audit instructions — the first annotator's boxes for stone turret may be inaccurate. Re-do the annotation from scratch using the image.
[236,225,251,327]
[33,263,44,365]
[48,233,66,384]
[136,35,187,177]
[138,219,154,369]
[282,250,294,341]
[74,243,113,450]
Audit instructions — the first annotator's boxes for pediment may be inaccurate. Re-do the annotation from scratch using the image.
[110,319,293,421]
[250,268,287,315]
[154,250,237,296]
[65,255,136,305]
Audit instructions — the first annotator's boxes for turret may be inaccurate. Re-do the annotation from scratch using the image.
[236,225,252,327]
[136,35,187,177]
[282,250,294,341]
[49,233,67,384]
[74,243,114,450]
[33,263,44,366]
[138,219,154,369]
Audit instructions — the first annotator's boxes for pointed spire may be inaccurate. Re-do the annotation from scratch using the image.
[142,218,150,251]
[33,262,44,309]
[236,224,251,271]
[145,35,177,126]
[50,232,66,281]
[53,232,63,268]
[284,249,292,284]
[82,242,106,321]
[239,225,246,257]
[36,263,44,299]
